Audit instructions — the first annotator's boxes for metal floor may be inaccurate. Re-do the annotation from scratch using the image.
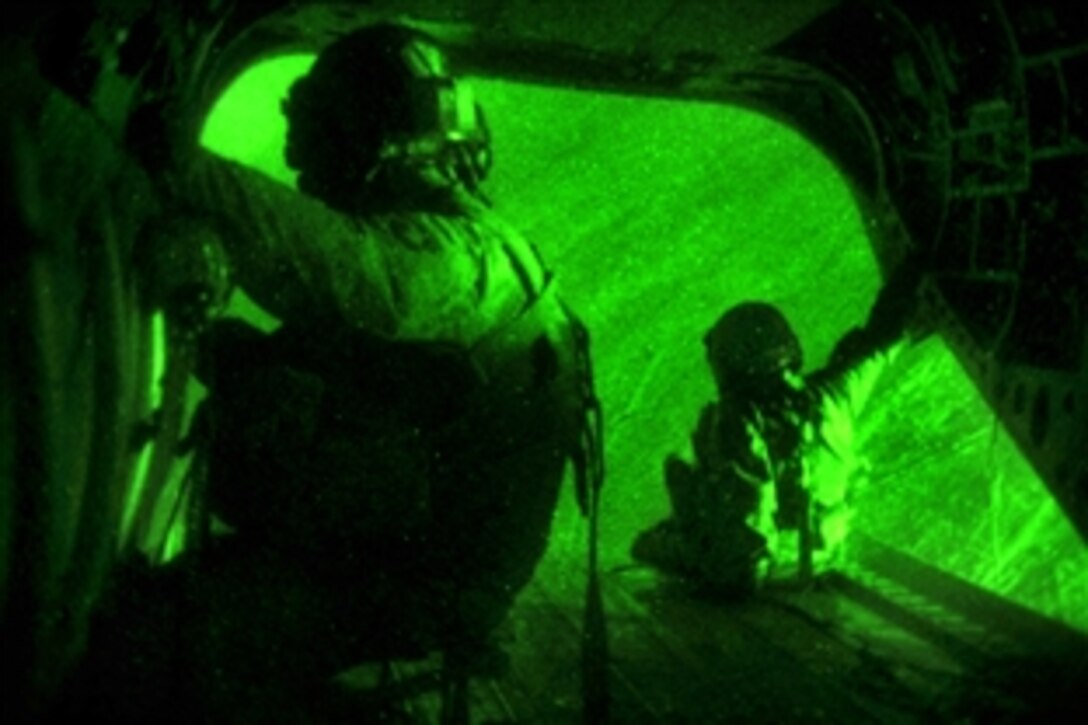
[334,536,1088,723]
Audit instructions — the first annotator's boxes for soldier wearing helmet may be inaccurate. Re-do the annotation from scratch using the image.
[633,262,924,597]
[74,23,599,722]
[282,23,492,216]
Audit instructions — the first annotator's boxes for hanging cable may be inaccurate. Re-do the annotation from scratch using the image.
[566,311,609,723]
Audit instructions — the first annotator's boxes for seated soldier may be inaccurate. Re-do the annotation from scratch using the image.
[71,23,599,723]
[632,261,923,597]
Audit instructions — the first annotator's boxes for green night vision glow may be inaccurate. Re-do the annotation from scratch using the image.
[191,54,1087,632]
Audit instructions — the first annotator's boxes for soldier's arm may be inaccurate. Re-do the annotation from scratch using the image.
[807,257,925,416]
[162,148,400,332]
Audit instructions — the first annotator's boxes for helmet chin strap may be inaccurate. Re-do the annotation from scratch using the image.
[370,142,470,188]
[372,118,491,202]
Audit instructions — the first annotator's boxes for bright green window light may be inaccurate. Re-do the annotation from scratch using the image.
[857,338,1088,632]
[200,54,314,186]
[199,54,1086,631]
[119,311,166,549]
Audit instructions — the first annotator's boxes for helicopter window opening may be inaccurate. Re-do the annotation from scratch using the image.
[192,55,1087,632]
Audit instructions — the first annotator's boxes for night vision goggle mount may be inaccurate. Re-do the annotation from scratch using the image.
[375,37,492,188]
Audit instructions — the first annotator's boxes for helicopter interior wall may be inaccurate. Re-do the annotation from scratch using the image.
[4,2,1087,718]
[193,57,1088,632]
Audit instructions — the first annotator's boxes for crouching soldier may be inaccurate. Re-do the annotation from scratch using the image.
[633,260,925,597]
